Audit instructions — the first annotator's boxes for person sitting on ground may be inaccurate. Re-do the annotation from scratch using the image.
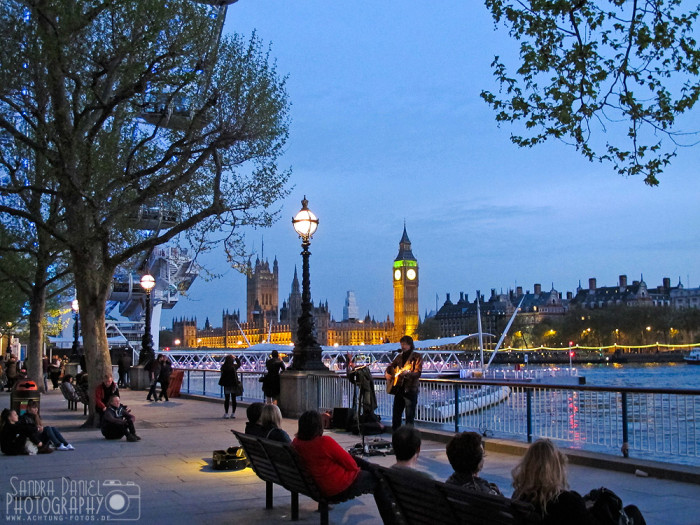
[445,431,502,495]
[390,425,433,478]
[19,400,74,451]
[259,404,290,443]
[292,410,377,500]
[94,373,119,417]
[101,395,140,442]
[512,439,646,525]
[244,402,267,437]
[0,408,45,455]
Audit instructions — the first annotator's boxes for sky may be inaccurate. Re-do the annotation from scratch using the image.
[161,1,700,330]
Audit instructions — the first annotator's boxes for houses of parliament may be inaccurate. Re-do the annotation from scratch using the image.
[172,227,420,348]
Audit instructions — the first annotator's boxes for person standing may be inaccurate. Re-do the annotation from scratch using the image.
[117,350,132,388]
[157,355,172,401]
[48,355,62,390]
[5,354,18,391]
[262,350,285,405]
[41,355,49,392]
[218,354,241,418]
[385,335,422,430]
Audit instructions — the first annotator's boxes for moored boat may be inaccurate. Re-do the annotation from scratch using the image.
[684,349,700,364]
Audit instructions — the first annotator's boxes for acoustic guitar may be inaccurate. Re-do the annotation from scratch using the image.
[385,363,412,395]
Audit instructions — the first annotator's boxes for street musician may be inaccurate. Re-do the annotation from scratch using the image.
[385,335,422,430]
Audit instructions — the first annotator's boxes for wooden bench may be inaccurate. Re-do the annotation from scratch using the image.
[377,466,541,525]
[233,430,355,525]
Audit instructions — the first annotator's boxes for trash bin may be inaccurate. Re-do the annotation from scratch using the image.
[167,369,184,399]
[11,380,40,415]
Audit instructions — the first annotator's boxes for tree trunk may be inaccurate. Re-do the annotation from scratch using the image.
[26,281,47,393]
[74,260,114,428]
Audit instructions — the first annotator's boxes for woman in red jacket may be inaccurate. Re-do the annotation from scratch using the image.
[292,410,376,499]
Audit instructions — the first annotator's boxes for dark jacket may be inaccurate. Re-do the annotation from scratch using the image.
[445,471,502,496]
[145,358,161,381]
[244,422,268,438]
[525,490,596,525]
[1,422,39,455]
[263,426,291,443]
[158,360,173,382]
[387,350,422,393]
[101,404,133,439]
[218,357,241,388]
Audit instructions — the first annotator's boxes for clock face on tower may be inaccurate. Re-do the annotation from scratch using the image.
[394,269,402,281]
[406,268,416,281]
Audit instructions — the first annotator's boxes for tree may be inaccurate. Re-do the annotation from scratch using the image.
[482,0,700,185]
[0,1,290,424]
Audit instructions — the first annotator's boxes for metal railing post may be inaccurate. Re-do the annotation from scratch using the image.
[203,371,206,396]
[621,392,629,457]
[526,388,533,443]
[454,384,460,434]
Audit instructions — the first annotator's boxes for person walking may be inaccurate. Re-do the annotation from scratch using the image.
[157,355,172,401]
[218,354,241,418]
[385,335,422,430]
[145,355,161,402]
[262,350,285,405]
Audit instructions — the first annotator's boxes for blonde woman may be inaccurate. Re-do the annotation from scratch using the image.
[512,439,593,525]
[259,404,290,443]
[512,439,646,525]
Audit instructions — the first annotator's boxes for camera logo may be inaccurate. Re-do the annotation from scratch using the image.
[102,480,141,521]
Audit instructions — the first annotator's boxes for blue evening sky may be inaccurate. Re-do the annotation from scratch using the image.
[161,1,700,330]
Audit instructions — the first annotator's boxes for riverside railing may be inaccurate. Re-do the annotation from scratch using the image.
[178,370,700,466]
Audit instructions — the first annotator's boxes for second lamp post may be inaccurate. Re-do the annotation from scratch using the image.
[289,197,328,371]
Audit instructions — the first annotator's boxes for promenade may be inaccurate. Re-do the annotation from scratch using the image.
[1,388,698,524]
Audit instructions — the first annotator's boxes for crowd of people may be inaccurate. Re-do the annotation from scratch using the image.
[1,344,648,524]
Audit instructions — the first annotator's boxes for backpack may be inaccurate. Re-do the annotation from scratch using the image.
[584,487,631,525]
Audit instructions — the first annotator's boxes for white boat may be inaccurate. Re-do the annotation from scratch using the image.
[684,349,700,365]
[417,385,511,419]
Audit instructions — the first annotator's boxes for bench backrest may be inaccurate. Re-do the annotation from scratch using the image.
[377,466,459,525]
[233,431,283,485]
[377,466,540,525]
[438,482,540,525]
[233,430,323,501]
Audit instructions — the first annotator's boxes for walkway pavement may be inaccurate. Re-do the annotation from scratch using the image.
[1,389,698,524]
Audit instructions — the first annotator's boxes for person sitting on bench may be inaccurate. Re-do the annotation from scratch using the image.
[391,425,433,479]
[244,402,266,437]
[445,431,502,495]
[292,410,377,500]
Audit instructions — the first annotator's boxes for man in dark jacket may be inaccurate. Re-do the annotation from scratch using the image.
[101,395,140,442]
[385,335,422,430]
[157,355,172,401]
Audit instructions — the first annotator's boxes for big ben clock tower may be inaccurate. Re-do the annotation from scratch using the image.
[393,224,419,340]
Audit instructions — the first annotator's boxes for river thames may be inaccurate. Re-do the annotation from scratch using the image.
[567,362,700,389]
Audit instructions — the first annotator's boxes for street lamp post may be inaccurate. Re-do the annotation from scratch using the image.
[138,274,156,365]
[71,300,80,358]
[289,197,328,371]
